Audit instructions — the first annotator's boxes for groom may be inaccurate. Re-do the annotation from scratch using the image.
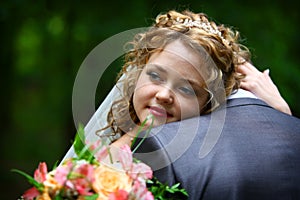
[133,90,300,200]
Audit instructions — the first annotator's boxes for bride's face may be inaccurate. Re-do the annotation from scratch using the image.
[133,40,209,127]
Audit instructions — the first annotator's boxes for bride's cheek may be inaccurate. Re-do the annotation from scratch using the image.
[181,103,201,119]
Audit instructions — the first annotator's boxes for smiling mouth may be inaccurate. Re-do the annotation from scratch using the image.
[148,106,172,118]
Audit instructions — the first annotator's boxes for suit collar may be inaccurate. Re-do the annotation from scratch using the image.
[225,98,271,109]
[228,89,258,100]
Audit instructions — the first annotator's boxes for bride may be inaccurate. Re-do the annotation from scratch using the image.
[62,9,291,162]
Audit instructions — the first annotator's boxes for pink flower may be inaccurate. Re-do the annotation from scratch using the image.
[34,162,48,183]
[118,145,133,170]
[54,161,95,195]
[131,181,154,200]
[75,162,94,180]
[72,178,93,196]
[86,140,101,151]
[108,189,129,200]
[130,162,153,180]
[72,163,95,195]
[54,160,73,185]
[22,162,48,200]
[118,144,153,181]
[95,145,109,161]
[23,187,40,200]
[86,140,109,161]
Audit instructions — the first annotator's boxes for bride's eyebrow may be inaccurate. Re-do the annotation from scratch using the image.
[147,64,167,73]
[179,73,204,88]
[181,78,204,89]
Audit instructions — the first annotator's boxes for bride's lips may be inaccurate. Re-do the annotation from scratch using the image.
[148,106,172,118]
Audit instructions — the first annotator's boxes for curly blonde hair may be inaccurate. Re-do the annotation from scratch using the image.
[99,9,251,137]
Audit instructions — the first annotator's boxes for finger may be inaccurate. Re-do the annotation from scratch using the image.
[263,69,270,75]
[240,75,249,82]
[243,62,261,73]
[237,62,259,75]
[236,63,251,74]
[237,56,246,63]
[263,69,274,82]
[239,81,250,90]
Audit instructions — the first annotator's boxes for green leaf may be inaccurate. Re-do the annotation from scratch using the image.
[53,194,64,200]
[73,123,95,162]
[147,177,188,199]
[84,194,99,200]
[131,114,155,153]
[11,169,44,191]
[52,160,59,170]
[73,123,86,156]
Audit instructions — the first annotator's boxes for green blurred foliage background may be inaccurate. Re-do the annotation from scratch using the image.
[0,0,299,199]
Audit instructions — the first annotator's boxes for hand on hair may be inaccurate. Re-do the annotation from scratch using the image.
[237,62,292,115]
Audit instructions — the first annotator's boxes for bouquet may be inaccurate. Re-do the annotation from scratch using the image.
[13,121,188,200]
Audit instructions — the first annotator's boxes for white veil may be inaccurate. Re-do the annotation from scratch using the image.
[60,78,123,162]
[60,28,150,163]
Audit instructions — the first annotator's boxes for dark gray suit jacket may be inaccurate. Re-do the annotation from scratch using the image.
[134,98,300,200]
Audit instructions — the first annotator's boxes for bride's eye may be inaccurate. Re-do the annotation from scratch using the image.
[179,86,195,96]
[146,71,162,82]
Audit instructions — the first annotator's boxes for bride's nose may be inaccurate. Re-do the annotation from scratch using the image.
[155,87,174,104]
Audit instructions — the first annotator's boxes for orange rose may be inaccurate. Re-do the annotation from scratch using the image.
[92,164,132,200]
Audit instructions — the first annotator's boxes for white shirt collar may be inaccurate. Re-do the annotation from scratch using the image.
[227,89,258,100]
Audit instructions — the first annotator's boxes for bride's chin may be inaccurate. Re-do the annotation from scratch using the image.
[138,115,170,128]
